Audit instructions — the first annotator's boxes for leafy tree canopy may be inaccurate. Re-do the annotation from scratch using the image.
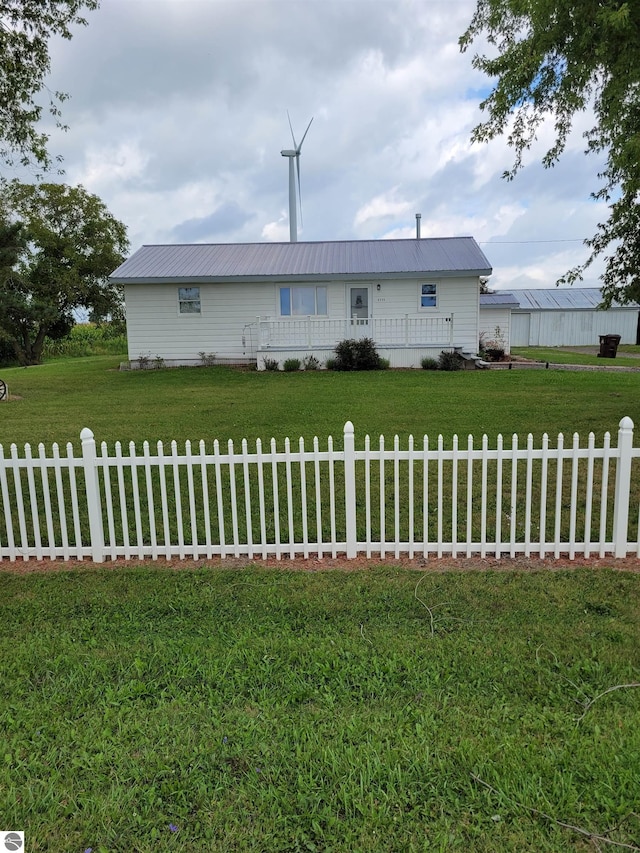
[0,180,128,365]
[0,0,99,171]
[460,0,640,306]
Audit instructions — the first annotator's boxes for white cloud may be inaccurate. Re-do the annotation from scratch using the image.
[23,0,608,293]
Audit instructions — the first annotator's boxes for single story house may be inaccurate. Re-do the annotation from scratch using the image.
[111,237,492,369]
[510,287,640,347]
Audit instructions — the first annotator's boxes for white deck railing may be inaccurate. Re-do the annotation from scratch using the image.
[255,315,454,351]
[0,419,638,562]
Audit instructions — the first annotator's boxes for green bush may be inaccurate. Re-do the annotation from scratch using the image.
[262,357,280,371]
[438,350,464,371]
[421,356,439,370]
[283,358,301,372]
[331,337,383,371]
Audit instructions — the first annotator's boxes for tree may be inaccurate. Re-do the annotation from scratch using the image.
[0,0,99,171]
[0,180,128,365]
[460,0,640,306]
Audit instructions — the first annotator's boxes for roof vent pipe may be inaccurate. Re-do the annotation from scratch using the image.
[415,213,421,239]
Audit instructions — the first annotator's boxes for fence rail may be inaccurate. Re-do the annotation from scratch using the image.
[256,315,454,351]
[0,419,638,562]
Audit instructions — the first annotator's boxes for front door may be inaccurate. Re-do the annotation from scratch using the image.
[350,287,369,337]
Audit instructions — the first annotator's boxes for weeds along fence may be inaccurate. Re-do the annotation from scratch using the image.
[0,419,638,562]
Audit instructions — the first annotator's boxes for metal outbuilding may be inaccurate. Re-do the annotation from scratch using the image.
[510,287,640,347]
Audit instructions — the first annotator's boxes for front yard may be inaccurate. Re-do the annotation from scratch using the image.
[1,566,639,851]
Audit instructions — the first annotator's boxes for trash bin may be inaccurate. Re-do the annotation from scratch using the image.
[598,334,621,358]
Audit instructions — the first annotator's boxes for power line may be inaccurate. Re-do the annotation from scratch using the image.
[479,238,585,244]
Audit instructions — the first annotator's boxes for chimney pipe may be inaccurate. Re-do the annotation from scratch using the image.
[415,213,421,239]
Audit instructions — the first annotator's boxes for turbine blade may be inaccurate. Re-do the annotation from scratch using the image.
[287,110,297,149]
[297,116,314,152]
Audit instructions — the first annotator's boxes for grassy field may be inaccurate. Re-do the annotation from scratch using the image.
[1,356,638,449]
[1,566,639,852]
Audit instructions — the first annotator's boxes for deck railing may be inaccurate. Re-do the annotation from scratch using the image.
[255,314,454,351]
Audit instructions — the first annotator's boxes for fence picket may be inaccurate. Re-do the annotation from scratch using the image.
[480,435,488,558]
[599,431,612,559]
[584,433,595,558]
[0,419,637,563]
[539,434,549,559]
[554,434,564,560]
[256,438,267,561]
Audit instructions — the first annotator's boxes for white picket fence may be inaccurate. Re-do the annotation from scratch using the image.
[0,419,638,563]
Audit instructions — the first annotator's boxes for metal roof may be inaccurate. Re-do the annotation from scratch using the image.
[480,291,519,307]
[511,287,639,311]
[111,237,492,283]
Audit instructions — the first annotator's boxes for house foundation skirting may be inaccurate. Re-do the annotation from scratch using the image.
[256,344,460,370]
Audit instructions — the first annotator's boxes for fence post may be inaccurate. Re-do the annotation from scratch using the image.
[344,421,357,558]
[81,428,105,563]
[613,417,634,558]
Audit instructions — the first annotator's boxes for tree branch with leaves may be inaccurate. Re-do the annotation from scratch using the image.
[0,0,99,172]
[460,0,640,306]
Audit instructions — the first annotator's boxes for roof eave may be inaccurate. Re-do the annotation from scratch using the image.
[113,268,492,285]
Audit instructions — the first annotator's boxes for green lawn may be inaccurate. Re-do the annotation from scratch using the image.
[0,356,638,449]
[1,360,639,851]
[512,345,640,367]
[1,566,639,852]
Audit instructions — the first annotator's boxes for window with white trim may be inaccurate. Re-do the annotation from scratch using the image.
[178,286,201,314]
[419,282,438,309]
[279,286,327,316]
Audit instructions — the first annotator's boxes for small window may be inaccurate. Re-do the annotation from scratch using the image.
[420,282,437,308]
[178,286,201,314]
[280,286,327,316]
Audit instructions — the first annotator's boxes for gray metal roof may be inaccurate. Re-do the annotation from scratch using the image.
[480,291,520,307]
[512,287,639,311]
[111,237,492,283]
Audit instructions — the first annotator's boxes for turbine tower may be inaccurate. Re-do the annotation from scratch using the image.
[281,112,313,243]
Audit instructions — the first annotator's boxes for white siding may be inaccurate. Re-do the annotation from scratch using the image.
[512,308,639,346]
[479,306,512,353]
[125,282,274,362]
[371,277,478,351]
[125,276,481,365]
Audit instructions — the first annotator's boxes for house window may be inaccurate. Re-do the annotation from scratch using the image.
[280,286,327,316]
[178,286,201,314]
[419,282,437,308]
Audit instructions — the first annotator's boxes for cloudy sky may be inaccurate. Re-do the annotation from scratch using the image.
[26,0,610,291]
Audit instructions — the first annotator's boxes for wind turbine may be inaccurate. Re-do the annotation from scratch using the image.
[281,112,313,242]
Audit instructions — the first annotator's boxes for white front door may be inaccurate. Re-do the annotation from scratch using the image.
[350,286,370,337]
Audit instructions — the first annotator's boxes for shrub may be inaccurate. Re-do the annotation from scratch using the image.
[438,350,463,371]
[153,355,165,369]
[332,337,383,371]
[198,351,217,367]
[324,358,337,371]
[262,357,280,371]
[302,354,320,371]
[283,358,301,372]
[378,357,390,370]
[421,356,439,370]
